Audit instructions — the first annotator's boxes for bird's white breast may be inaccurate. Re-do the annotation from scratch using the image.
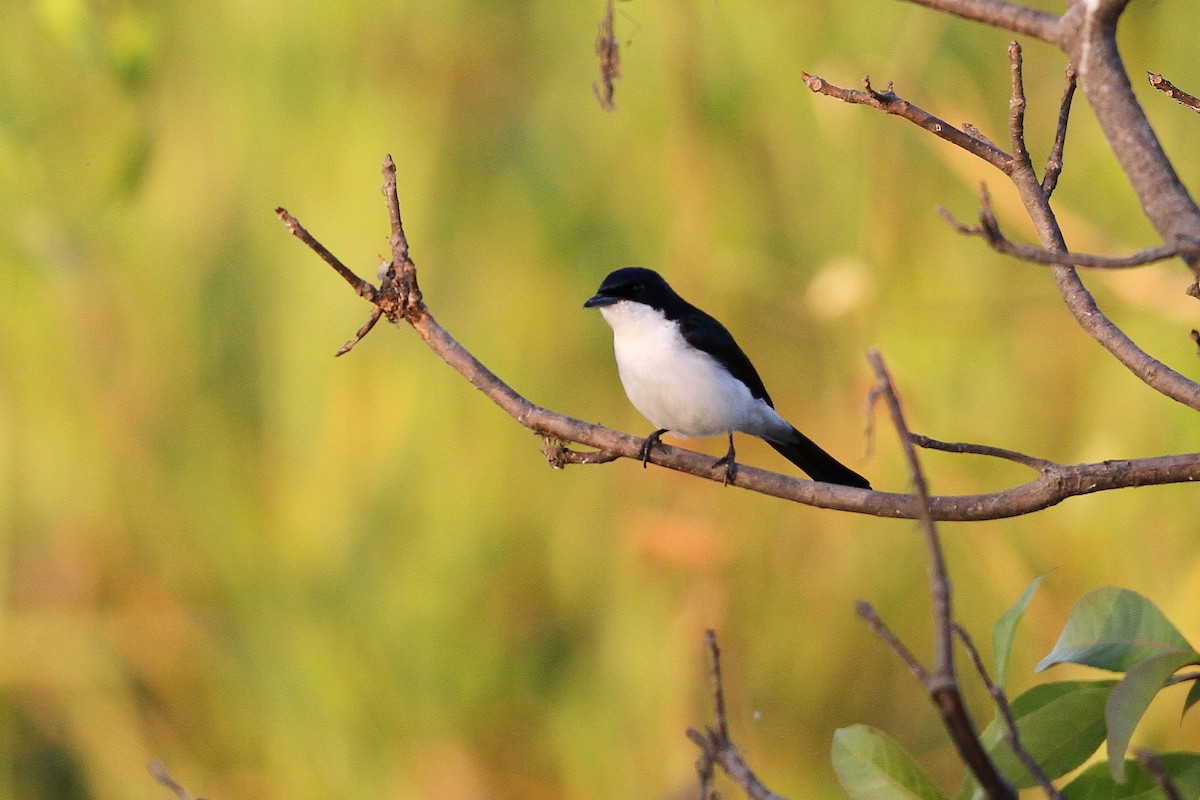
[598,301,788,438]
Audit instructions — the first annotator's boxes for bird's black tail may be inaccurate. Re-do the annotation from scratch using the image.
[767,428,871,489]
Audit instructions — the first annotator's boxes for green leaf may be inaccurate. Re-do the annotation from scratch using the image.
[957,680,1114,800]
[832,724,949,800]
[993,574,1045,690]
[1106,651,1198,782]
[1063,752,1200,800]
[1036,588,1196,674]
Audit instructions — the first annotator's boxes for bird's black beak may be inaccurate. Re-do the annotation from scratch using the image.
[583,293,617,309]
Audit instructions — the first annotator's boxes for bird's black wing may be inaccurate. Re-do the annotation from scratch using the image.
[674,303,775,407]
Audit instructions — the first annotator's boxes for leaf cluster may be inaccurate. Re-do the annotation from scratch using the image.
[834,586,1200,800]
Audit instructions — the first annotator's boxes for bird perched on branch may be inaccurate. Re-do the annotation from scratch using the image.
[585,267,870,489]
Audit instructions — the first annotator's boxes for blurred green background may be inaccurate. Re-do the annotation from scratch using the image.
[2,0,1199,798]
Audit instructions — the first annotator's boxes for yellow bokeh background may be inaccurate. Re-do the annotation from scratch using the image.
[1,1,1198,798]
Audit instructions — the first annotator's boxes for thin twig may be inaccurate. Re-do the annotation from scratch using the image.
[276,207,378,303]
[1007,42,1032,173]
[692,732,718,800]
[1042,64,1077,197]
[865,351,1015,800]
[705,630,730,741]
[336,306,383,357]
[801,73,1012,171]
[866,352,946,669]
[1148,73,1200,114]
[688,631,790,800]
[911,435,1053,471]
[856,601,931,683]
[954,624,1062,800]
[938,193,1183,269]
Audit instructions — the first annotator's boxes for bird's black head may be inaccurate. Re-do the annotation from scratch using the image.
[583,267,678,310]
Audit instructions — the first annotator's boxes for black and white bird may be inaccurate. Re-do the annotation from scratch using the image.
[584,267,870,489]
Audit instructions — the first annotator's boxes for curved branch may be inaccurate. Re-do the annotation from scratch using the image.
[277,158,1200,523]
[899,0,1061,44]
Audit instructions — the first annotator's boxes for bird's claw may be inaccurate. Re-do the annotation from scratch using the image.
[712,453,737,485]
[638,429,667,469]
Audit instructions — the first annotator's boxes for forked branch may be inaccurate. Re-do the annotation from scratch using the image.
[688,631,789,800]
[938,186,1183,269]
[805,44,1200,412]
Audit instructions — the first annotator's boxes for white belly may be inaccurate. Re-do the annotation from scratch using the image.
[600,302,789,439]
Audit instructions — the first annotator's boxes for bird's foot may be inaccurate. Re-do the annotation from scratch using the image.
[711,453,738,486]
[713,433,737,485]
[638,429,668,469]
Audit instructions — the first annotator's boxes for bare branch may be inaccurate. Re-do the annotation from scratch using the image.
[336,306,383,357]
[276,207,378,304]
[279,159,1200,521]
[688,631,790,800]
[381,154,423,319]
[1060,0,1200,277]
[863,352,1015,800]
[704,630,730,741]
[1148,73,1200,114]
[900,1,1200,275]
[1042,64,1077,197]
[911,434,1053,471]
[801,73,1012,171]
[955,624,1062,800]
[856,601,930,684]
[1006,42,1033,173]
[867,352,949,672]
[938,189,1183,269]
[899,0,1062,43]
[806,46,1200,410]
[1003,154,1200,412]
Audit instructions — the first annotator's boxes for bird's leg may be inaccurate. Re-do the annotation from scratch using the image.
[711,432,737,485]
[638,429,669,468]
